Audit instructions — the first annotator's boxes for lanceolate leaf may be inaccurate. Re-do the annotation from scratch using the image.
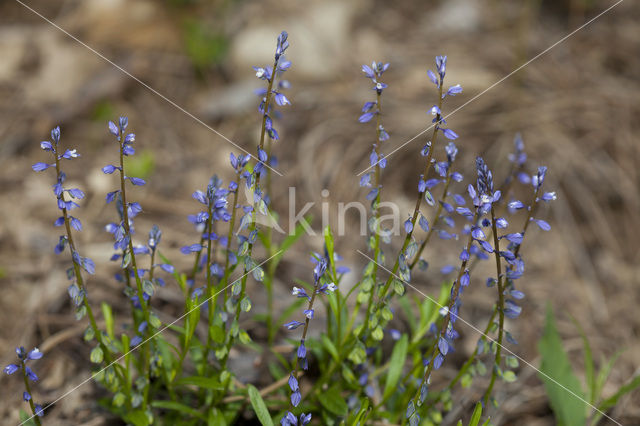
[538,305,586,426]
[248,385,274,426]
[383,335,408,402]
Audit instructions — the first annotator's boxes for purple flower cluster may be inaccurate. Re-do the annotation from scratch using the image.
[359,61,390,203]
[281,257,335,425]
[103,117,143,252]
[254,31,291,145]
[425,55,462,144]
[32,127,94,312]
[4,347,45,421]
[183,175,236,300]
[410,141,466,270]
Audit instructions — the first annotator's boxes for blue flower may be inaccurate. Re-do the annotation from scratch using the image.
[284,320,304,330]
[4,364,19,375]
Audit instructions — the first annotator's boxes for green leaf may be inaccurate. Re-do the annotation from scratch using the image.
[538,304,586,426]
[252,266,265,282]
[348,342,366,364]
[349,398,370,425]
[248,384,274,426]
[505,356,519,369]
[594,374,640,423]
[208,407,229,426]
[393,279,405,296]
[174,375,224,390]
[238,330,252,345]
[569,314,596,403]
[322,334,340,362]
[241,297,252,312]
[90,346,104,364]
[372,325,384,341]
[101,302,115,340]
[383,334,408,401]
[209,324,224,344]
[143,279,155,297]
[84,326,95,342]
[151,400,206,421]
[461,373,472,388]
[323,225,337,279]
[593,349,623,407]
[502,370,517,383]
[318,386,348,416]
[122,252,132,269]
[149,313,162,329]
[125,409,150,426]
[112,392,126,407]
[469,402,483,426]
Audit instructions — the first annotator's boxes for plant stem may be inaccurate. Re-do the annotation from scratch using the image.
[219,56,278,376]
[21,360,42,426]
[203,199,215,351]
[118,131,151,409]
[53,151,128,400]
[408,210,479,412]
[264,138,276,344]
[364,90,384,336]
[219,181,240,307]
[483,206,505,405]
[369,81,444,330]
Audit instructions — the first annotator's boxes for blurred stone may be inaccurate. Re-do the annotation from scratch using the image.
[197,80,261,120]
[230,1,353,79]
[426,0,480,33]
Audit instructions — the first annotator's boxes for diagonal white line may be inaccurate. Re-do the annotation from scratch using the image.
[14,0,284,177]
[356,0,625,176]
[19,250,283,425]
[356,250,623,426]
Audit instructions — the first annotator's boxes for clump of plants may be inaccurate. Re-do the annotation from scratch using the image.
[7,30,594,426]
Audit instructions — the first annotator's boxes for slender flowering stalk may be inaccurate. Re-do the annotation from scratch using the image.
[259,46,291,343]
[405,157,499,426]
[359,60,391,346]
[218,32,291,376]
[281,257,335,425]
[369,55,462,332]
[103,117,153,409]
[193,177,233,360]
[443,154,554,400]
[218,155,248,307]
[4,347,44,425]
[482,165,555,405]
[32,127,126,396]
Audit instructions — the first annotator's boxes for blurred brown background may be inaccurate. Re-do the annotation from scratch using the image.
[0,0,639,424]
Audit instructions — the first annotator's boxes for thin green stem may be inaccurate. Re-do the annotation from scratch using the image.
[264,138,276,344]
[219,182,240,307]
[408,210,479,413]
[483,206,505,406]
[117,131,151,409]
[364,90,384,336]
[369,81,444,329]
[219,56,278,377]
[53,151,128,399]
[203,200,215,352]
[22,360,42,426]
